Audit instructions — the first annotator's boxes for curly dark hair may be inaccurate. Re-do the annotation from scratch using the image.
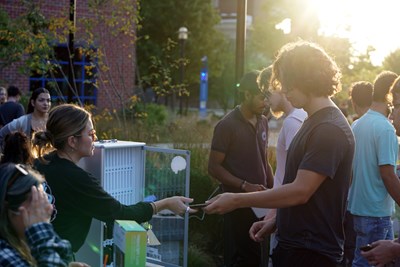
[350,81,373,108]
[271,40,342,97]
[373,71,398,103]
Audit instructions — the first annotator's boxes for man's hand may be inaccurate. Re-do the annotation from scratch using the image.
[361,240,400,267]
[203,193,238,214]
[249,209,276,242]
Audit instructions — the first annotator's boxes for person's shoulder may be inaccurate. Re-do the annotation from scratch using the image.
[0,239,20,263]
[290,108,307,121]
[215,108,237,127]
[360,111,392,128]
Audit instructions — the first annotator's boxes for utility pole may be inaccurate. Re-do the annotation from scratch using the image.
[68,0,76,103]
[235,0,246,106]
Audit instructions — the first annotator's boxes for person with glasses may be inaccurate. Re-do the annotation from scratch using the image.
[0,163,73,266]
[250,66,307,260]
[32,103,195,253]
[0,88,51,152]
[205,41,355,267]
[208,70,273,267]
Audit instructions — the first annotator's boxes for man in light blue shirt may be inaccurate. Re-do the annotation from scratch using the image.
[348,71,400,267]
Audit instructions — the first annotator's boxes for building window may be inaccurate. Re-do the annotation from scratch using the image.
[29,44,97,105]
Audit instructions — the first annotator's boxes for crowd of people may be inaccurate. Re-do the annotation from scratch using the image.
[204,40,400,267]
[2,39,400,267]
[0,88,197,264]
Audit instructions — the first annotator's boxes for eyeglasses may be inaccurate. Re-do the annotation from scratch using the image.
[42,181,57,222]
[393,103,400,109]
[74,129,97,141]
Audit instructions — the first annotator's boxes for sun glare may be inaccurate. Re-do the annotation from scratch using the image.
[307,0,400,65]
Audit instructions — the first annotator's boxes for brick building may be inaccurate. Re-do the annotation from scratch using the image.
[0,0,138,110]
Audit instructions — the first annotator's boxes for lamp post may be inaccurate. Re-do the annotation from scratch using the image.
[178,27,188,115]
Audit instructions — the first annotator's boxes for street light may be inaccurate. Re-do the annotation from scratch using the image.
[178,27,188,115]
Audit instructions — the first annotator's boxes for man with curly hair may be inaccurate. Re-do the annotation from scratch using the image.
[205,41,355,267]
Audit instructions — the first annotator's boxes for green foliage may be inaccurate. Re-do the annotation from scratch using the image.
[187,244,217,267]
[383,49,400,75]
[246,0,289,70]
[0,3,56,78]
[137,0,231,108]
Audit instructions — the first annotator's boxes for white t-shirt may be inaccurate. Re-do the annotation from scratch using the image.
[274,108,307,187]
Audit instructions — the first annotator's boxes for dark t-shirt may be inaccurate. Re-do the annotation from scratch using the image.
[276,106,355,263]
[211,106,269,192]
[0,102,25,126]
[34,152,153,252]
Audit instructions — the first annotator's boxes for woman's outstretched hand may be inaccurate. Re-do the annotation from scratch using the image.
[155,196,197,215]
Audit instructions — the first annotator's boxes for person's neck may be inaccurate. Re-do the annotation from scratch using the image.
[57,149,80,165]
[7,97,17,102]
[370,102,388,116]
[282,101,295,116]
[303,96,335,116]
[239,104,256,121]
[355,106,369,117]
[32,110,48,120]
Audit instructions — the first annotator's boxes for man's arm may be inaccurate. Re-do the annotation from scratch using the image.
[208,149,266,192]
[204,169,327,214]
[380,165,400,206]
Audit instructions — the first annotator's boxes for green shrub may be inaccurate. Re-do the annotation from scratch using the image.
[187,244,217,267]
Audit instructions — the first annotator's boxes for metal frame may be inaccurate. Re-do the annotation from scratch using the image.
[143,146,190,267]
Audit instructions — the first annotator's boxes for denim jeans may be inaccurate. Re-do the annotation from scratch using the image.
[352,215,393,267]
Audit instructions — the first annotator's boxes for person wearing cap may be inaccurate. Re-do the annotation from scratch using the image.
[0,86,25,128]
[208,70,273,267]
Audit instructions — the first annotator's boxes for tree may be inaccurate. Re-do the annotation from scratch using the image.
[137,0,230,110]
[0,3,55,79]
[0,0,152,137]
[246,0,289,70]
[383,49,400,75]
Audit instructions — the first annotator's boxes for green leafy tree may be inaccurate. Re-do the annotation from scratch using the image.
[1,0,146,136]
[383,49,400,75]
[246,0,289,70]
[137,0,230,110]
[0,3,56,79]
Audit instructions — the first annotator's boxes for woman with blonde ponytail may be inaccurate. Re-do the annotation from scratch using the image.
[32,103,196,252]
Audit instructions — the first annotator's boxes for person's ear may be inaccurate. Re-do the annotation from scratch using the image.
[244,91,252,102]
[66,136,78,151]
